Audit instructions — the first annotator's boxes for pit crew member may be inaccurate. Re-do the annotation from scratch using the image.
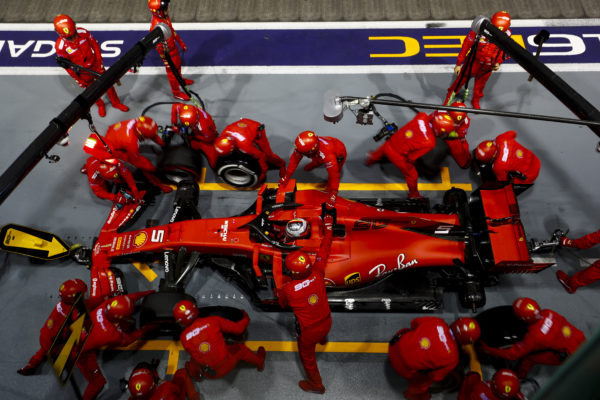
[478,297,585,378]
[174,300,266,381]
[17,279,87,376]
[275,213,334,394]
[104,116,173,193]
[444,11,512,109]
[450,317,482,378]
[279,131,346,208]
[172,103,219,167]
[556,228,600,293]
[388,316,460,400]
[77,291,156,400]
[54,14,129,117]
[365,111,455,199]
[148,0,194,100]
[474,131,541,184]
[443,102,472,168]
[458,369,525,400]
[127,361,200,400]
[214,118,286,182]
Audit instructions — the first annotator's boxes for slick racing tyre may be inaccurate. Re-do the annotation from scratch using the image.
[140,291,196,339]
[476,305,527,348]
[160,145,203,183]
[215,152,262,188]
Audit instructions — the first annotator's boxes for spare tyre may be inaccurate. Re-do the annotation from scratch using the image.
[160,146,203,183]
[215,151,262,188]
[476,305,528,348]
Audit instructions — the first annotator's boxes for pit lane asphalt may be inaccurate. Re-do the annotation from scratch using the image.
[0,67,599,399]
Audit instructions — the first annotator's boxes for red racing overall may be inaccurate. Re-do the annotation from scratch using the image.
[445,30,511,109]
[492,131,540,184]
[479,309,585,377]
[77,291,154,400]
[282,136,346,202]
[560,229,600,289]
[366,112,436,198]
[444,114,471,168]
[277,222,333,391]
[171,103,219,167]
[458,372,526,400]
[55,27,127,116]
[388,317,459,400]
[86,157,141,202]
[128,368,199,400]
[220,119,286,180]
[180,311,264,380]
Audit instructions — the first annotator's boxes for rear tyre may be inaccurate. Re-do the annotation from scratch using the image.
[215,152,262,188]
[160,146,203,183]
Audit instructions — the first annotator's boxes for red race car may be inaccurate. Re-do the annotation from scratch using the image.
[86,176,552,317]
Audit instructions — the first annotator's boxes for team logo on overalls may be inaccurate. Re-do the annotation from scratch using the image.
[63,27,70,35]
[562,326,572,337]
[405,130,413,138]
[516,149,524,158]
[419,337,431,350]
[308,294,318,305]
[47,319,53,329]
[200,342,211,353]
[237,122,247,128]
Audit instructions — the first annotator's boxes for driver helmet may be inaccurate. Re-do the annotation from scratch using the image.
[285,250,313,279]
[513,297,542,324]
[105,295,135,323]
[214,137,234,155]
[491,11,511,32]
[450,317,481,345]
[135,116,158,139]
[294,131,319,155]
[179,105,199,127]
[53,14,77,40]
[449,102,467,123]
[148,0,170,17]
[431,111,456,137]
[285,218,309,239]
[173,299,199,327]
[59,279,87,305]
[128,363,158,399]
[491,369,520,399]
[475,140,498,163]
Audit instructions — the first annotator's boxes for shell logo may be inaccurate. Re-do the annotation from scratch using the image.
[237,122,247,128]
[468,321,476,330]
[419,337,431,350]
[114,122,121,129]
[200,342,211,353]
[139,116,146,122]
[308,294,319,305]
[562,326,572,337]
[133,232,148,247]
[516,149,524,158]
[47,319,54,329]
[405,130,413,138]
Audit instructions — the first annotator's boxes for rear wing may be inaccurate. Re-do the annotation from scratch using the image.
[469,182,553,273]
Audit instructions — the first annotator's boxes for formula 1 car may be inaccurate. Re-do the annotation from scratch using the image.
[83,173,552,319]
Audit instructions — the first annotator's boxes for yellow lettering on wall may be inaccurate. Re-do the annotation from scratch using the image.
[369,36,420,58]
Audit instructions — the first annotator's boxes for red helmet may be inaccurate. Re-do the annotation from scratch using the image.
[285,250,313,279]
[53,14,76,39]
[59,279,87,305]
[173,300,199,326]
[128,366,157,399]
[148,0,169,16]
[475,141,498,163]
[431,111,456,136]
[450,317,481,345]
[492,11,511,32]
[83,134,117,163]
[491,369,521,399]
[135,116,158,139]
[214,136,234,155]
[513,297,542,324]
[96,162,121,181]
[449,102,467,123]
[294,131,319,155]
[179,105,199,127]
[105,295,135,322]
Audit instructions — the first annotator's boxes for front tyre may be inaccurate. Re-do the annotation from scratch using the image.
[215,152,262,188]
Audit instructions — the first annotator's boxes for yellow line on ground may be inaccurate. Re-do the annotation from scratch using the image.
[197,167,472,192]
[131,262,158,282]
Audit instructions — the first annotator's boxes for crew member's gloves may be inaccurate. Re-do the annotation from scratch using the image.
[325,193,336,210]
[561,237,574,247]
[278,176,288,187]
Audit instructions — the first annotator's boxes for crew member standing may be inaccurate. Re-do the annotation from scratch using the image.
[388,317,460,400]
[276,213,334,394]
[279,131,346,208]
[148,0,194,100]
[54,14,129,117]
[172,103,219,167]
[365,112,455,199]
[445,11,512,109]
[174,300,266,381]
[479,297,585,378]
[214,119,286,182]
[474,131,541,184]
[556,229,600,293]
[18,279,87,376]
